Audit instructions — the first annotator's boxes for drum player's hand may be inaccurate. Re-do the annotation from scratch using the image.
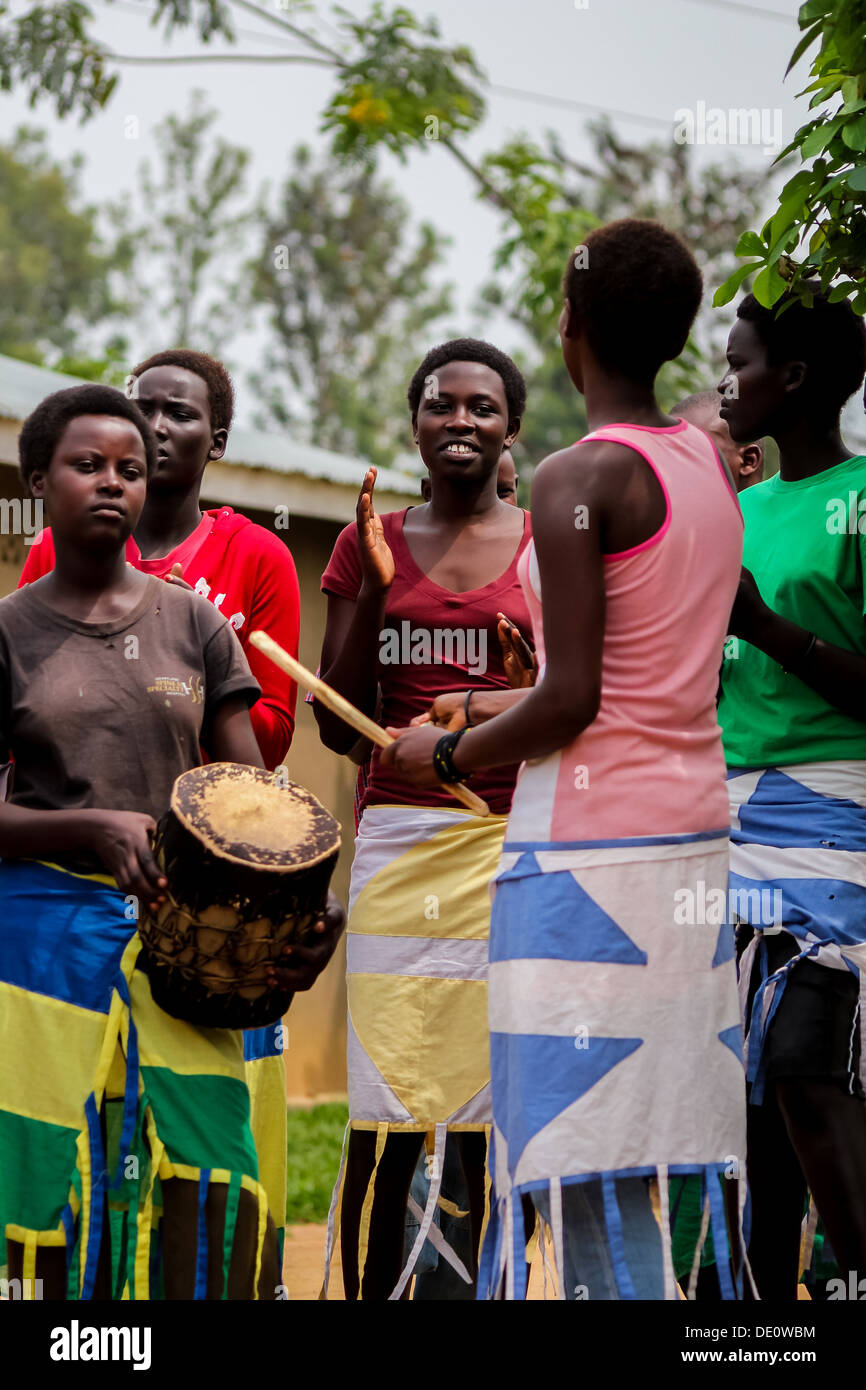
[380,724,443,789]
[265,890,346,993]
[410,691,469,732]
[84,810,168,914]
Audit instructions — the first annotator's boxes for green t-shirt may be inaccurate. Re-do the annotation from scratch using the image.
[719,454,866,768]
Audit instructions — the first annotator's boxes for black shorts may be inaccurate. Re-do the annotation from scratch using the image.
[737,926,863,1099]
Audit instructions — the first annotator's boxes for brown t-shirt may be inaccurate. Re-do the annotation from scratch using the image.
[0,576,260,857]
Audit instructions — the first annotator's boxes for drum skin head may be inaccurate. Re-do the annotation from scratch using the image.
[139,764,341,1027]
[170,763,341,871]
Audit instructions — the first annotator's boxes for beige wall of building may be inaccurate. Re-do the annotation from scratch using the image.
[226,501,355,1103]
[0,466,32,595]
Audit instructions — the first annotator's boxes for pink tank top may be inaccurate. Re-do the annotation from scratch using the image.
[507,419,743,847]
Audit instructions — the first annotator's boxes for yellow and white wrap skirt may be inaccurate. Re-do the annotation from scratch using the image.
[324,804,507,1295]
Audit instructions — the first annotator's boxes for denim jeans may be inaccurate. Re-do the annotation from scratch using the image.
[533,1176,665,1300]
[403,1139,477,1300]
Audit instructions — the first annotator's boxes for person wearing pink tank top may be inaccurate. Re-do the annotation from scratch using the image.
[384,220,747,1300]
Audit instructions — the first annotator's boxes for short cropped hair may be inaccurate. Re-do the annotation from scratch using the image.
[19,384,157,489]
[408,338,527,422]
[128,349,235,434]
[672,390,720,417]
[737,289,866,423]
[564,218,703,383]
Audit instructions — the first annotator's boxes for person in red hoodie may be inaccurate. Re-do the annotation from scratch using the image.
[18,348,302,1262]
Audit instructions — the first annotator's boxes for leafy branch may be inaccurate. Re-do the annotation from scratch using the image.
[715,0,866,312]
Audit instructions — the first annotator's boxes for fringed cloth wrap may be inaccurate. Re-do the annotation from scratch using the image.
[243,1026,287,1260]
[0,860,272,1299]
[728,762,866,1105]
[479,833,748,1301]
[322,805,507,1300]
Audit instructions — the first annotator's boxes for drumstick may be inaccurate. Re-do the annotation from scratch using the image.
[249,631,491,818]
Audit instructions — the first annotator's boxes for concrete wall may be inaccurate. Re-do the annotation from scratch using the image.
[220,499,354,1103]
[0,467,31,594]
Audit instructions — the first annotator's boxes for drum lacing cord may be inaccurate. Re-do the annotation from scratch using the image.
[141,887,300,999]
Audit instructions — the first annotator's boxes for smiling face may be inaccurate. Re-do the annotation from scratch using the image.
[131,366,226,493]
[412,360,519,485]
[29,415,148,547]
[718,317,796,446]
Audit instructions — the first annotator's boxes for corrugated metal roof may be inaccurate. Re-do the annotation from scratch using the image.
[0,353,91,420]
[0,351,420,495]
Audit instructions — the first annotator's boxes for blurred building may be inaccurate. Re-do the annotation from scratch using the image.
[0,352,419,1101]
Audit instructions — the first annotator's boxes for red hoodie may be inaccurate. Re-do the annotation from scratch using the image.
[18,508,299,770]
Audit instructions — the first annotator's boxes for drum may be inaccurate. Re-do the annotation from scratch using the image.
[138,763,341,1029]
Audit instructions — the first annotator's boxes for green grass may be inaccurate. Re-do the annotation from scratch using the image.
[285,1102,349,1225]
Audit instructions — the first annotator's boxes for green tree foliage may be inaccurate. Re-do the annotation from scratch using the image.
[716,0,866,311]
[0,1,775,461]
[0,1,117,120]
[0,3,490,200]
[0,126,128,363]
[321,3,485,163]
[111,90,252,351]
[479,122,771,464]
[0,0,479,136]
[0,0,233,120]
[489,123,770,347]
[246,144,453,468]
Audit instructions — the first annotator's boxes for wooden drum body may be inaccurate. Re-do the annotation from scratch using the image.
[138,763,341,1029]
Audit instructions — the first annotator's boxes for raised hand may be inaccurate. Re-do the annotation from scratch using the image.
[356,468,395,593]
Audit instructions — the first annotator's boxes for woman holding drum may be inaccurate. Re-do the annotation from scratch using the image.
[0,384,342,1299]
[19,349,301,763]
[18,349,303,1263]
[314,338,533,1300]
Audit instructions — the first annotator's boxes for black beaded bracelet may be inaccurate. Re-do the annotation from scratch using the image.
[433,727,469,783]
[464,690,474,728]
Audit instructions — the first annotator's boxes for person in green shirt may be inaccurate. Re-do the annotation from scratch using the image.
[718,287,866,1301]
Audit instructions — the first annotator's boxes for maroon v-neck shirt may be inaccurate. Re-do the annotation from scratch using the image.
[322,508,533,816]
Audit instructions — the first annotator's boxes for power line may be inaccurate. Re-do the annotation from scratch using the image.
[104,51,679,130]
[101,0,792,135]
[683,0,796,20]
[112,51,331,65]
[101,0,315,52]
[104,46,677,129]
[489,82,673,132]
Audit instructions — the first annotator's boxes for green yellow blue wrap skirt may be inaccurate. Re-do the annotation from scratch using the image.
[0,859,272,1299]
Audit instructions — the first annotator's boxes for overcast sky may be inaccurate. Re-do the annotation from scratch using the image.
[2,0,839,433]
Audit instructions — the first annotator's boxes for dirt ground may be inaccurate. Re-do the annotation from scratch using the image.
[282,1223,812,1301]
[283,1223,575,1301]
